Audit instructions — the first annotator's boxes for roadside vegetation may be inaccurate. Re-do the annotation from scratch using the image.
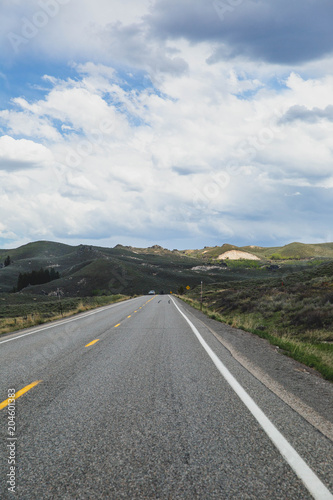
[180,262,333,381]
[0,294,129,336]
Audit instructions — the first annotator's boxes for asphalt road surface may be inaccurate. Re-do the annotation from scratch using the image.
[1,295,332,499]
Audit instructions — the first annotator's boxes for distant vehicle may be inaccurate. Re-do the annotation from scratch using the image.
[148,290,155,295]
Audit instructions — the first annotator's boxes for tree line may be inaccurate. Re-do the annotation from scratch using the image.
[3,256,11,267]
[16,268,60,292]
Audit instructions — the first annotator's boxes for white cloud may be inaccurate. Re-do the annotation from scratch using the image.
[1,3,333,248]
[0,135,54,170]
[1,0,182,77]
[0,108,61,141]
[2,58,333,246]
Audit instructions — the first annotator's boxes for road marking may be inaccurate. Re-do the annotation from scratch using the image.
[114,323,121,328]
[171,297,333,500]
[195,315,333,442]
[127,315,131,318]
[134,311,138,313]
[0,381,42,410]
[0,298,143,345]
[85,339,100,347]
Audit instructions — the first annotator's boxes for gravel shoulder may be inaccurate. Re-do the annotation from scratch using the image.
[177,298,333,440]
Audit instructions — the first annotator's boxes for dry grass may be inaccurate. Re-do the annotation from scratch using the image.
[0,295,129,336]
[179,296,333,381]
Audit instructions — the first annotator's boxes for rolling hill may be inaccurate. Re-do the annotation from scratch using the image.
[0,241,225,296]
[1,240,333,297]
[181,242,333,260]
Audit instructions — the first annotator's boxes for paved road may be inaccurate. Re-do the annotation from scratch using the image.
[0,295,332,499]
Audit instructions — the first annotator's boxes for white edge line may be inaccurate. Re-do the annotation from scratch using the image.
[171,297,333,500]
[0,297,141,345]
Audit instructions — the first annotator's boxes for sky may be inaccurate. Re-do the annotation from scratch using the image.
[0,0,333,250]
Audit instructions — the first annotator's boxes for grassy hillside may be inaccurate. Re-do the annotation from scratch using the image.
[182,244,239,259]
[182,242,333,261]
[0,241,73,261]
[184,259,333,380]
[0,241,227,296]
[252,242,333,260]
[2,239,333,298]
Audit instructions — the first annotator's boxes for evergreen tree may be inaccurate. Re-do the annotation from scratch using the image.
[16,267,60,291]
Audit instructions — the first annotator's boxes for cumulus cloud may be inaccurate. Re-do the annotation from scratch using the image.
[0,135,54,171]
[99,21,188,76]
[0,60,332,243]
[1,2,333,248]
[1,0,187,79]
[147,0,333,65]
[0,61,331,247]
[0,108,61,141]
[280,105,333,124]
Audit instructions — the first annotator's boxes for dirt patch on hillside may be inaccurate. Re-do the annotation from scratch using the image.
[217,250,260,260]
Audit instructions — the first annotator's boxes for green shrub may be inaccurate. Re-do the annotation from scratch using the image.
[271,253,283,260]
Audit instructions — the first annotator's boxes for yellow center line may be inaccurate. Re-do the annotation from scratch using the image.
[85,339,100,347]
[114,323,121,328]
[127,315,131,318]
[0,380,42,410]
[134,311,138,313]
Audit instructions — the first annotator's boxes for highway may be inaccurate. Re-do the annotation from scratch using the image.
[0,295,332,499]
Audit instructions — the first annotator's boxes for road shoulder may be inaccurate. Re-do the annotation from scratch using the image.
[175,297,333,441]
